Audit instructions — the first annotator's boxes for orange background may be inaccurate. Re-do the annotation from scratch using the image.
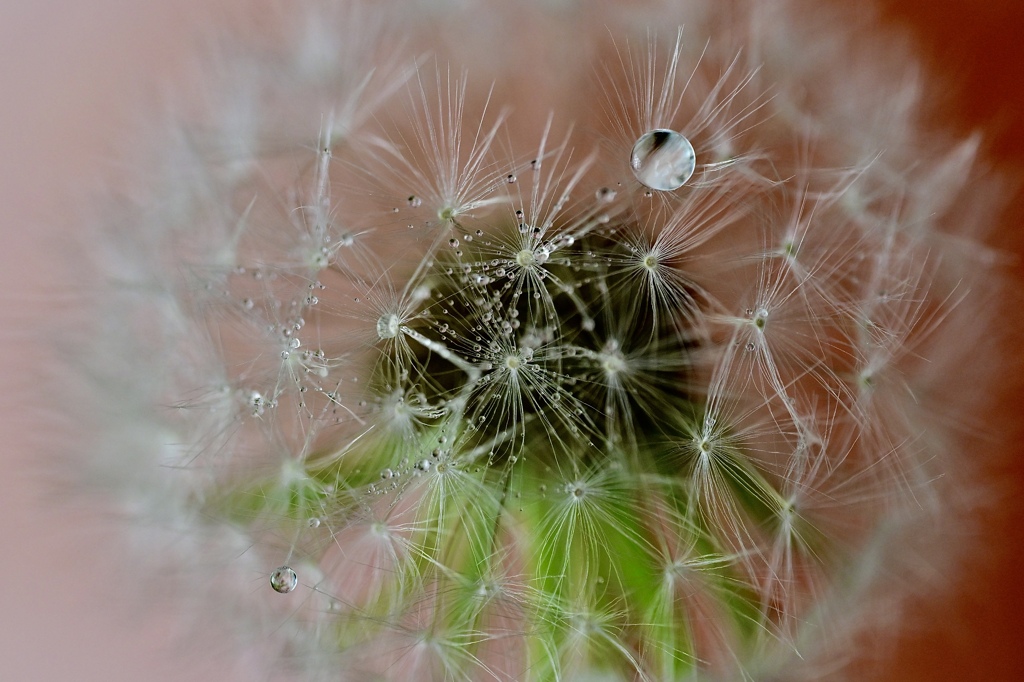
[873,2,1024,680]
[0,1,1021,680]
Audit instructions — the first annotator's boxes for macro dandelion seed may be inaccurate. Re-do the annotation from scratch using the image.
[74,1,1011,680]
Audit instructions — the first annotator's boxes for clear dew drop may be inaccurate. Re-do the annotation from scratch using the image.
[754,307,769,330]
[630,129,696,191]
[270,566,298,594]
[377,314,401,340]
[516,249,535,268]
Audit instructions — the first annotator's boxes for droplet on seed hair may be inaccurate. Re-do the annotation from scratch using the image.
[377,314,400,340]
[630,129,696,191]
[270,566,298,594]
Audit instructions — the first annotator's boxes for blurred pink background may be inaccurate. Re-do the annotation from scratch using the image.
[0,1,1020,680]
[0,3,248,680]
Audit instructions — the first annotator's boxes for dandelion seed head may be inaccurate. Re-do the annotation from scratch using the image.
[74,1,1010,680]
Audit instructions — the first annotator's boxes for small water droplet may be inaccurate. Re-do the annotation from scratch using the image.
[754,308,769,330]
[407,195,422,207]
[377,314,401,340]
[596,187,616,202]
[270,566,298,594]
[507,173,517,184]
[449,238,460,248]
[630,129,696,191]
[307,517,321,528]
[516,249,536,268]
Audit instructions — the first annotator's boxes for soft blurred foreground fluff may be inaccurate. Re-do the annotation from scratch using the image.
[78,0,1010,680]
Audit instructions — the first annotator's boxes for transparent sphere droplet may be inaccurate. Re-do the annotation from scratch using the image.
[377,313,400,340]
[630,129,696,191]
[270,566,298,594]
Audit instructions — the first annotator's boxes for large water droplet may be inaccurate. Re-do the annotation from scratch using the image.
[270,566,298,594]
[630,129,696,191]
